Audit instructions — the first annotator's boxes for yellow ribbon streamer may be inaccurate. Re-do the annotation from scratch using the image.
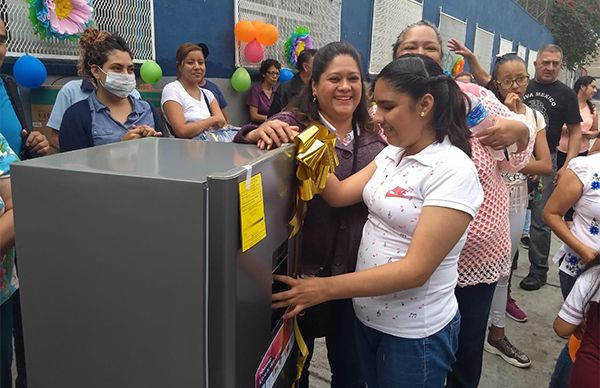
[292,317,309,387]
[289,124,339,237]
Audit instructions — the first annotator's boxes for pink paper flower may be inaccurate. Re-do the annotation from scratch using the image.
[44,0,92,35]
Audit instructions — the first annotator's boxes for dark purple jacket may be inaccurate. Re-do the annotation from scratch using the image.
[234,112,387,275]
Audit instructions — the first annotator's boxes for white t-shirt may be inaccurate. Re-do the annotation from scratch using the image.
[553,153,600,277]
[559,266,600,325]
[161,80,215,124]
[354,137,484,338]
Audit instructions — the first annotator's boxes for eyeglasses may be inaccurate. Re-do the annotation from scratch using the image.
[266,71,280,76]
[496,75,530,89]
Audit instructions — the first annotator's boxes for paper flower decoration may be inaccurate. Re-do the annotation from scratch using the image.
[284,26,314,67]
[28,0,93,40]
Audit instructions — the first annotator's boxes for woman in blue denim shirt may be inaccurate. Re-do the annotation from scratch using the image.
[59,28,163,152]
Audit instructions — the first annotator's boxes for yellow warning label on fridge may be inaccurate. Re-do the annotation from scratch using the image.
[239,173,267,252]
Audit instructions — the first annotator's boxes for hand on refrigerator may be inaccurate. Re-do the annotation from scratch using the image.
[245,120,299,150]
[272,274,330,319]
[22,130,50,156]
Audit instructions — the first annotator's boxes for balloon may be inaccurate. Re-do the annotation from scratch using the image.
[279,68,294,83]
[256,23,278,46]
[252,20,265,29]
[231,67,251,92]
[13,55,47,88]
[235,21,256,42]
[569,334,581,362]
[140,60,163,84]
[244,39,265,63]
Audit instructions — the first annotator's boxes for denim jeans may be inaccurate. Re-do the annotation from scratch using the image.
[299,298,365,388]
[446,282,498,388]
[527,152,557,278]
[355,312,460,388]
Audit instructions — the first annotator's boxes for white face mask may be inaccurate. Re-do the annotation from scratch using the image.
[97,67,137,98]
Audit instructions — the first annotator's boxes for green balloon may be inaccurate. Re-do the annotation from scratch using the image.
[231,67,251,92]
[140,60,163,84]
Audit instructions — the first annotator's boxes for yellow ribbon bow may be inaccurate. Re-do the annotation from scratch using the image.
[289,124,339,237]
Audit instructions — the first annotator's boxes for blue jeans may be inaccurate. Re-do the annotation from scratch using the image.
[528,152,557,278]
[299,298,365,388]
[446,282,498,388]
[355,312,460,388]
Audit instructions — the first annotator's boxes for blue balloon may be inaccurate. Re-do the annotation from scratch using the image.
[13,55,47,88]
[279,67,294,83]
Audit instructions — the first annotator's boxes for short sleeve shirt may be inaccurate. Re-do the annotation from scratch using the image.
[89,93,156,147]
[553,153,600,276]
[354,137,483,338]
[0,77,24,155]
[202,79,228,109]
[246,82,275,120]
[161,80,216,124]
[0,134,20,305]
[48,80,141,131]
[524,80,582,151]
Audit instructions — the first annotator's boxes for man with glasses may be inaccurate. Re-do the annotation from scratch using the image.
[520,44,582,291]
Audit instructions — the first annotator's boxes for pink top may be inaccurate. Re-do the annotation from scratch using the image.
[457,83,536,287]
[557,104,595,153]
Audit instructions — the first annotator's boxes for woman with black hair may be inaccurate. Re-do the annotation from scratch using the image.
[553,260,600,388]
[236,41,386,388]
[271,54,484,387]
[246,58,281,124]
[557,76,598,169]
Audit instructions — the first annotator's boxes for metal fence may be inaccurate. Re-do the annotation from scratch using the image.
[0,0,155,62]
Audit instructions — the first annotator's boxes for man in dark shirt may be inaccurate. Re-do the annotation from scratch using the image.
[268,49,316,117]
[520,44,582,291]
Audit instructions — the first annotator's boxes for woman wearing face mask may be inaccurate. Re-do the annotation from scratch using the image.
[392,21,536,388]
[59,29,163,152]
[161,43,227,139]
[272,54,484,387]
[235,42,386,388]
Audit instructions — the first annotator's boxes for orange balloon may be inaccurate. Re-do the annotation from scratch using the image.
[568,334,581,362]
[256,23,278,46]
[235,21,256,42]
[252,20,265,29]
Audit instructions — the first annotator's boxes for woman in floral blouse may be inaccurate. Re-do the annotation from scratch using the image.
[0,133,20,388]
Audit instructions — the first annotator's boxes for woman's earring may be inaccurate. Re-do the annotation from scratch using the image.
[420,111,426,117]
[312,94,317,103]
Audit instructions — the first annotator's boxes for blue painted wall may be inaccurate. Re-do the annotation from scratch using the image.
[341,0,375,75]
[153,0,235,78]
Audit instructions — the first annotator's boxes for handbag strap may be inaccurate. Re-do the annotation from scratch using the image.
[201,89,212,116]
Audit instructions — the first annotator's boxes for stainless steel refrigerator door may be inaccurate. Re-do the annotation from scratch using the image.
[11,138,267,388]
[206,143,298,388]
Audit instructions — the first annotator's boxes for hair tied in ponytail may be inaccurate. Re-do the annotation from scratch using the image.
[429,74,450,85]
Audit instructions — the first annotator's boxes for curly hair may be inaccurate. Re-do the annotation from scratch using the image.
[259,58,281,78]
[80,28,131,83]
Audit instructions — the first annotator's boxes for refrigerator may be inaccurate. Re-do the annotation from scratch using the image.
[11,138,300,388]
